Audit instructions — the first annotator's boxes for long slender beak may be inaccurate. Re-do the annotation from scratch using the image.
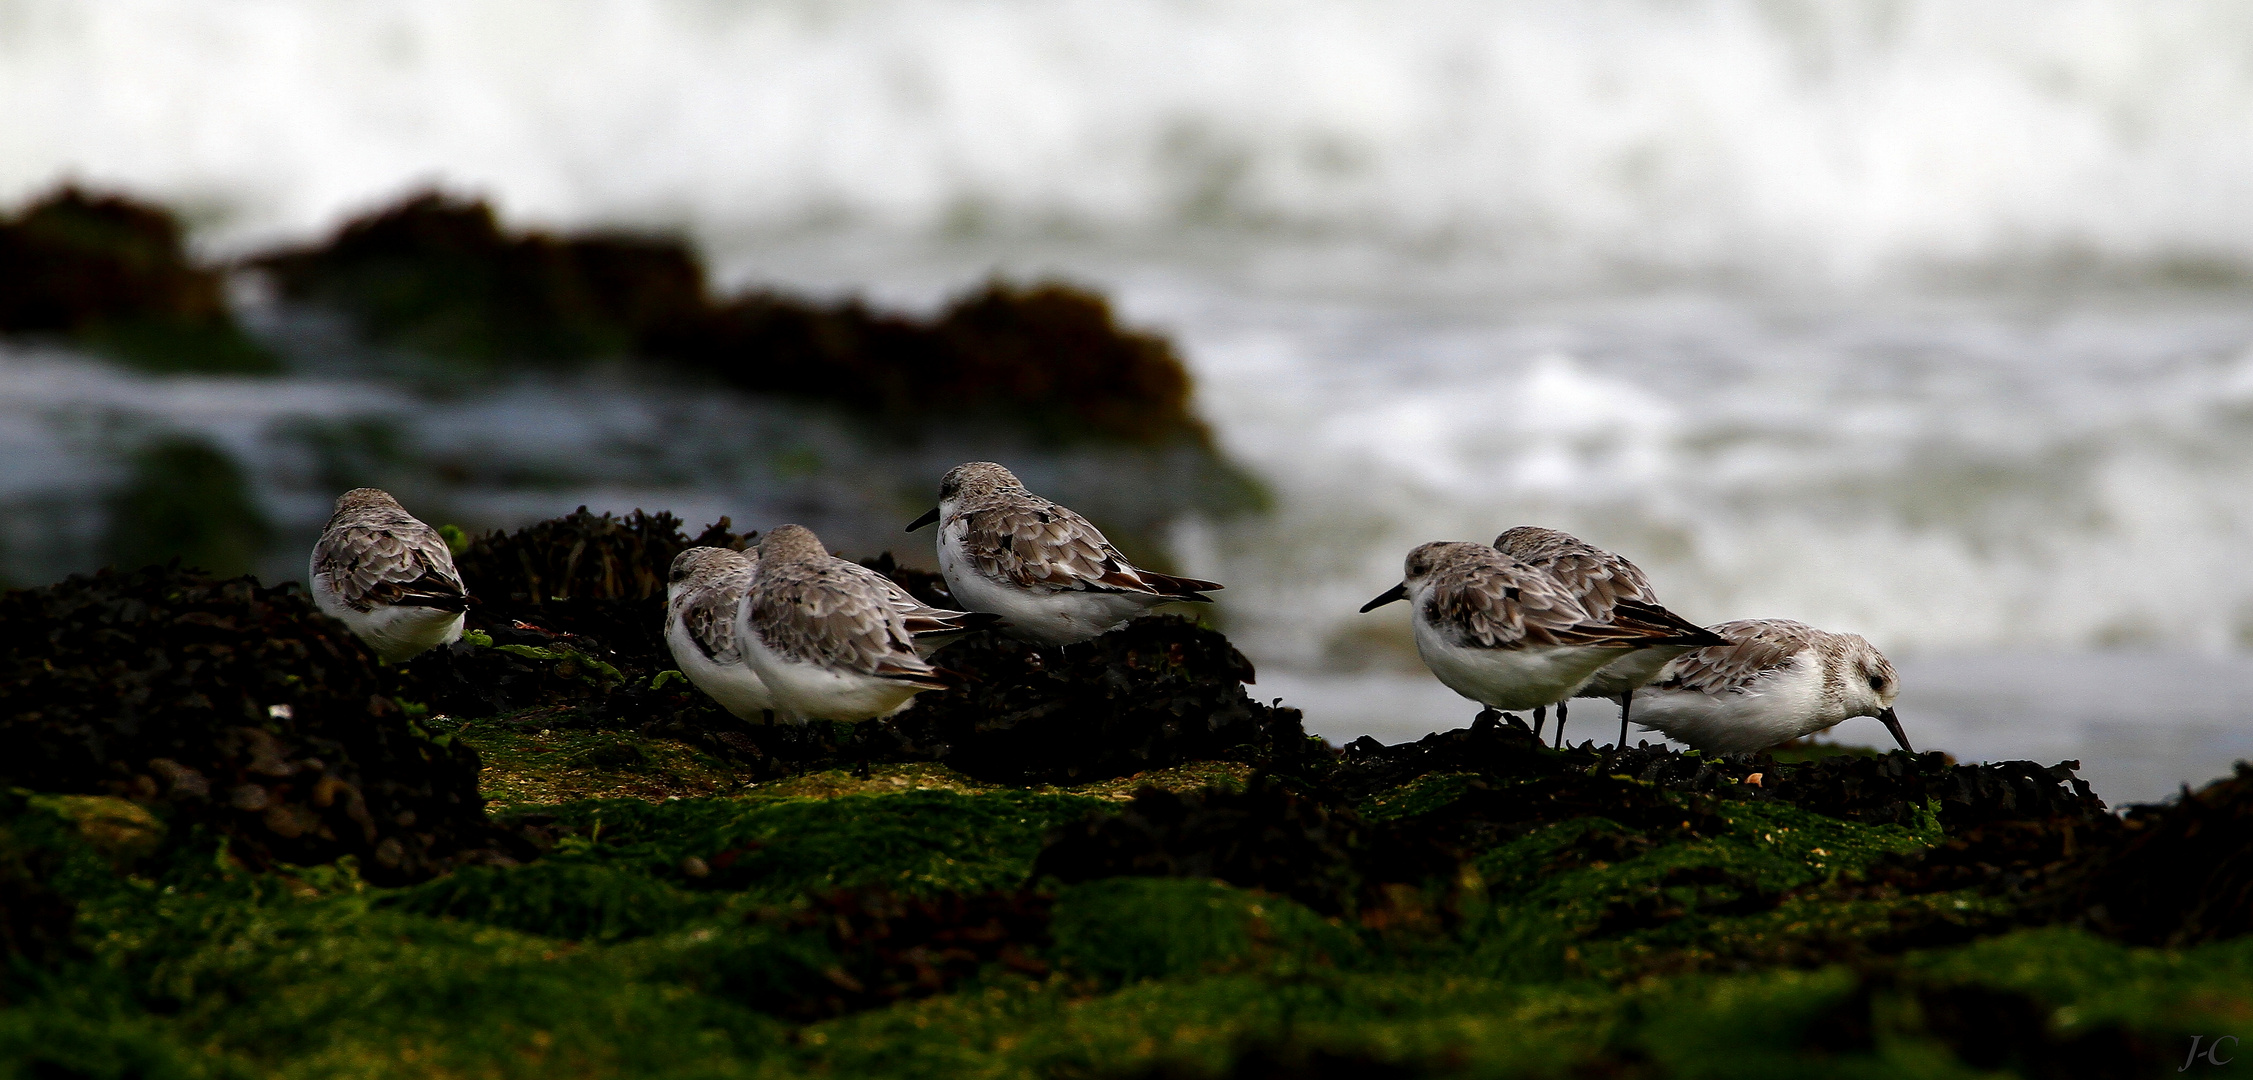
[906,507,940,532]
[1359,582,1408,613]
[1876,706,1914,755]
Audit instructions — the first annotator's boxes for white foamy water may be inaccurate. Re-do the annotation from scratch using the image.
[11,0,2253,282]
[8,0,2253,801]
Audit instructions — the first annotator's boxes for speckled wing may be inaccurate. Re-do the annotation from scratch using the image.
[313,523,467,613]
[878,578,997,634]
[678,566,754,664]
[1493,527,1657,619]
[753,565,945,683]
[1425,559,1663,650]
[1651,619,1820,694]
[960,500,1219,597]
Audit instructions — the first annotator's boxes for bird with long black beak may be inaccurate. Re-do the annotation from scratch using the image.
[1360,541,1723,729]
[1626,619,1916,756]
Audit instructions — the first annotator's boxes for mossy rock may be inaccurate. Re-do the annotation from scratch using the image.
[1049,878,1363,984]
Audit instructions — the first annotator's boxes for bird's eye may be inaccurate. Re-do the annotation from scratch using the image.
[1867,673,1887,691]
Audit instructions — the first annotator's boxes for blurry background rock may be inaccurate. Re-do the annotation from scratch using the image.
[0,186,273,374]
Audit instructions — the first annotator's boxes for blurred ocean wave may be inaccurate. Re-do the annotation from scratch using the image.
[8,0,2253,286]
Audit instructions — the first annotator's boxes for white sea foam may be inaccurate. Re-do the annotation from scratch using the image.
[10,0,2253,283]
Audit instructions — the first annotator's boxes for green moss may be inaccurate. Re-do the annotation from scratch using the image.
[1905,927,2253,1036]
[532,789,1106,903]
[375,861,719,941]
[1049,878,1364,984]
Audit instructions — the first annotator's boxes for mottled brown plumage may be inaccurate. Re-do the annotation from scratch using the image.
[943,463,1219,599]
[668,546,756,664]
[747,525,944,685]
[310,488,467,614]
[1492,525,1657,621]
[1412,542,1688,651]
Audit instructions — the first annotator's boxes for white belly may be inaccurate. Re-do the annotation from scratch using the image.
[665,617,775,721]
[1413,618,1628,713]
[1577,642,1698,701]
[740,628,929,724]
[311,575,462,664]
[1628,661,1836,754]
[937,526,1156,646]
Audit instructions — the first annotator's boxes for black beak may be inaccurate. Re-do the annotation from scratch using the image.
[906,507,940,532]
[1359,583,1408,613]
[1876,707,1914,755]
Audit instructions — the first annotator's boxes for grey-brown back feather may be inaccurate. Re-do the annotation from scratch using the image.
[1651,619,1821,694]
[752,557,943,682]
[958,496,1220,597]
[1493,526,1658,621]
[675,557,756,664]
[312,506,466,613]
[1422,547,1684,650]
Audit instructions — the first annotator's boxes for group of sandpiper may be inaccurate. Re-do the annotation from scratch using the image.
[308,460,1913,757]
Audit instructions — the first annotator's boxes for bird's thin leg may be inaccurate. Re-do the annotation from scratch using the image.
[1555,698,1569,748]
[1617,694,1633,749]
[1532,705,1546,739]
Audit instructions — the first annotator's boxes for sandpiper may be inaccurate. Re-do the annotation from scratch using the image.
[1493,526,1714,748]
[1361,541,1718,726]
[309,488,472,664]
[907,462,1220,647]
[664,546,775,722]
[737,524,953,724]
[1628,619,1913,755]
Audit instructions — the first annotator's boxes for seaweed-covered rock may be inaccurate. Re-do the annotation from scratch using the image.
[453,507,750,613]
[1327,721,2107,833]
[1033,779,1459,920]
[769,888,1053,1020]
[894,616,1325,786]
[0,565,498,883]
[254,190,1209,443]
[0,186,273,373]
[2068,762,2253,946]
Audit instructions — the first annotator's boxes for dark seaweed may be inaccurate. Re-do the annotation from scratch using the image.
[0,565,504,883]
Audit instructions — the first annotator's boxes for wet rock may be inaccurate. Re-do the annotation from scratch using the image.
[0,564,505,884]
[0,186,274,373]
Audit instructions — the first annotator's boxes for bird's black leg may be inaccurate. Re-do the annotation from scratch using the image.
[1617,694,1633,750]
[1555,698,1569,748]
[1473,707,1501,730]
[1532,705,1546,739]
